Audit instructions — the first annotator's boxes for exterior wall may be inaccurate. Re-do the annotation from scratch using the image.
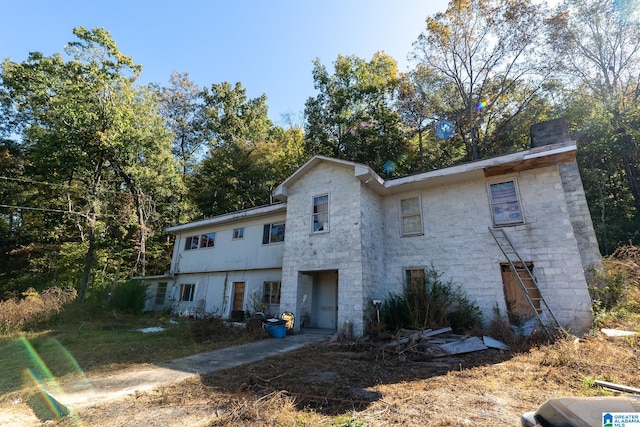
[558,161,602,271]
[171,212,285,275]
[280,163,367,335]
[168,269,282,318]
[381,165,593,333]
[359,183,385,329]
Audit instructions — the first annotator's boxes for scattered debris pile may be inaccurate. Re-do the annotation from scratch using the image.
[333,327,509,361]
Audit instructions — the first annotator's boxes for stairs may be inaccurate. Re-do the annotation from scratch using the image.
[488,227,560,337]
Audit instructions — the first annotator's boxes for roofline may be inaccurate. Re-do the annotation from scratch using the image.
[385,141,577,191]
[273,155,383,201]
[166,203,287,234]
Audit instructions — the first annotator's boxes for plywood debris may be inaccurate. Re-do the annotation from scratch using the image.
[380,327,504,359]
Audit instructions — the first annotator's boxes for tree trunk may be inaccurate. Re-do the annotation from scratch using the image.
[78,159,103,302]
[620,135,640,214]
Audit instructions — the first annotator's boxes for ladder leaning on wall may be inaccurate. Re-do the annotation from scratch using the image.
[488,227,560,337]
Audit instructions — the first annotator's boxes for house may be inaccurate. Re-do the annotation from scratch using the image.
[142,119,601,337]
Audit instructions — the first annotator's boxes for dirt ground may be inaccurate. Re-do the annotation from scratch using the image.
[5,329,629,426]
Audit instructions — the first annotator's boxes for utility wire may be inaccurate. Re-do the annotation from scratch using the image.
[0,204,117,218]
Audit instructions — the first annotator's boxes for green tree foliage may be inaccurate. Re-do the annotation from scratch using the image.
[304,53,409,176]
[0,27,179,298]
[548,0,640,252]
[413,0,552,160]
[189,82,306,217]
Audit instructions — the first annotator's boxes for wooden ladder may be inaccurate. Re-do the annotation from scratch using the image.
[488,227,560,337]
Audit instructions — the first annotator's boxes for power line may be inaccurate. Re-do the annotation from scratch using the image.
[0,204,117,218]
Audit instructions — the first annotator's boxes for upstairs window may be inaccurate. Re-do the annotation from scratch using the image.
[184,232,215,250]
[263,222,285,244]
[185,235,199,250]
[233,227,244,240]
[489,180,524,226]
[400,196,423,236]
[312,194,329,233]
[200,232,216,248]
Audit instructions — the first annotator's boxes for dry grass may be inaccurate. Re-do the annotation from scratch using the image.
[0,287,77,334]
[51,326,640,427]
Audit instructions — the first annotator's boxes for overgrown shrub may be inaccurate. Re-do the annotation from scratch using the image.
[110,280,146,314]
[382,266,482,334]
[0,286,77,334]
[588,245,640,326]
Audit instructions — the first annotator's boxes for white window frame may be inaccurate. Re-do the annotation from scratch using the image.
[200,232,216,248]
[232,227,244,240]
[399,195,423,236]
[155,282,168,305]
[312,193,330,233]
[179,283,195,302]
[262,281,281,305]
[488,178,525,226]
[263,222,285,244]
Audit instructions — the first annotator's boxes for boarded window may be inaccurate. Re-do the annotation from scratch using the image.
[500,263,540,325]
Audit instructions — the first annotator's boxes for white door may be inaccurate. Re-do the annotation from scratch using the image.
[312,271,337,330]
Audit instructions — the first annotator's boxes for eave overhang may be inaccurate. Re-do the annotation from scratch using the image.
[165,203,287,234]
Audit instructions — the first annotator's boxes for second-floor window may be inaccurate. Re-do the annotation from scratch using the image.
[400,195,423,236]
[312,194,329,233]
[184,232,216,250]
[233,227,244,239]
[263,222,285,244]
[489,179,524,226]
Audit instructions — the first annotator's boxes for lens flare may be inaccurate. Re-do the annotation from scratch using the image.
[383,160,396,174]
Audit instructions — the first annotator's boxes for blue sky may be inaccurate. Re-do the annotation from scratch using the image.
[1,1,557,126]
[1,1,450,125]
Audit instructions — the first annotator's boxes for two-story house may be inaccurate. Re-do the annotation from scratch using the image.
[142,119,601,337]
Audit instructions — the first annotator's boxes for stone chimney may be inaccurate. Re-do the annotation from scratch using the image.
[530,118,572,148]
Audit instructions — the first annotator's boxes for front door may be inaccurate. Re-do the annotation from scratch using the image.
[231,282,245,320]
[312,271,338,330]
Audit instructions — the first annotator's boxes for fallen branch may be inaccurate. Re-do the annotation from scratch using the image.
[594,380,640,395]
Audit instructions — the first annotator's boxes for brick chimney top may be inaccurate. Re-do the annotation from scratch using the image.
[530,118,572,148]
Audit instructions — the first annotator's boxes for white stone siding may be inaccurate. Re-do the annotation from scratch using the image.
[280,163,366,334]
[359,183,385,331]
[558,162,602,271]
[381,166,593,332]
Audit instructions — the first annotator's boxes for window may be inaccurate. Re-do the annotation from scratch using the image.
[233,227,244,239]
[185,233,215,250]
[400,196,423,236]
[155,282,167,305]
[185,235,199,250]
[489,180,524,226]
[263,281,281,305]
[179,284,195,302]
[200,232,216,248]
[405,268,425,287]
[262,223,285,244]
[312,194,329,233]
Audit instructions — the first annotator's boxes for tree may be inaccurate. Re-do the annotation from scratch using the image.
[304,53,409,175]
[0,27,178,298]
[190,82,306,217]
[546,0,640,252]
[152,71,204,179]
[413,0,552,160]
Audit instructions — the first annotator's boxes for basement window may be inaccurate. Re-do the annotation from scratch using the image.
[489,179,524,226]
